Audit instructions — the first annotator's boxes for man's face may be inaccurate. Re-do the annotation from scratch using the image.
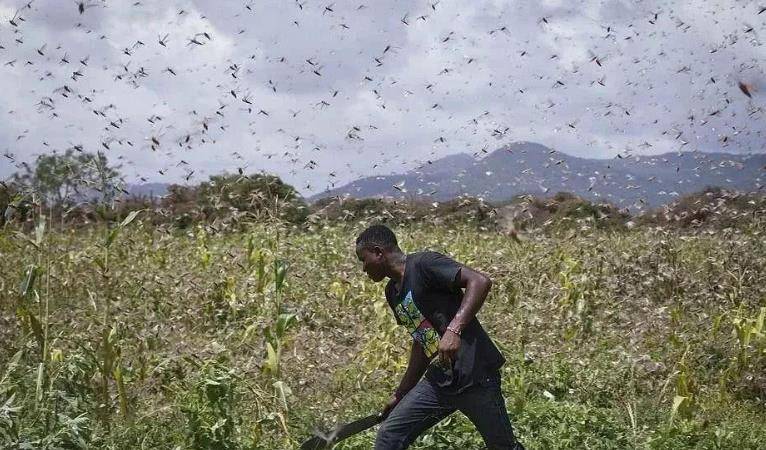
[356,245,386,282]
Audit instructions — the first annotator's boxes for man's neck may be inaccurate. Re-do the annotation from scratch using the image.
[387,251,407,283]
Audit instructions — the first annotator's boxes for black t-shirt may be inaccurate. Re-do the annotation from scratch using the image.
[385,251,506,394]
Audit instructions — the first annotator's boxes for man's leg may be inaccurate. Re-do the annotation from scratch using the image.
[455,372,524,450]
[375,378,455,450]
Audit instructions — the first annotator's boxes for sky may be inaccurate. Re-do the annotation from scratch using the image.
[0,0,764,196]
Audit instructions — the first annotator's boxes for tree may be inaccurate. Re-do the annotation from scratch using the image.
[197,173,308,223]
[85,151,123,204]
[161,184,201,228]
[15,150,122,207]
[0,180,32,226]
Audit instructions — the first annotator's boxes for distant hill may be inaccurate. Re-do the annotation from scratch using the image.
[310,142,766,208]
[126,182,169,198]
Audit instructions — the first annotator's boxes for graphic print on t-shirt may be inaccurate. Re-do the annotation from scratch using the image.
[393,290,440,358]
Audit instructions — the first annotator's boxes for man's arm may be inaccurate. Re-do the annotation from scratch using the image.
[439,266,492,363]
[396,339,431,395]
[448,266,492,333]
[381,339,430,417]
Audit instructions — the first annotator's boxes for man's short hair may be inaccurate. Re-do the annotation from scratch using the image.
[356,224,398,250]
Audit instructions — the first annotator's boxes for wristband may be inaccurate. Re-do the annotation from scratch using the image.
[446,325,461,336]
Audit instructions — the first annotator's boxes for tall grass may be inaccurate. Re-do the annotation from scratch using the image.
[1,219,765,448]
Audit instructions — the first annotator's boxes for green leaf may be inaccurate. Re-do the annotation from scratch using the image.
[34,216,46,247]
[264,342,279,376]
[27,311,45,357]
[106,227,120,248]
[19,265,40,297]
[273,380,291,411]
[114,364,129,417]
[274,259,288,292]
[0,350,23,387]
[671,395,687,421]
[93,256,106,274]
[275,313,297,338]
[106,210,142,247]
[755,307,765,336]
[120,209,141,228]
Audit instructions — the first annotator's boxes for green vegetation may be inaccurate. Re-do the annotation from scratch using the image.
[2,154,309,229]
[5,149,763,237]
[12,149,123,207]
[169,173,309,226]
[1,208,765,448]
[2,158,765,448]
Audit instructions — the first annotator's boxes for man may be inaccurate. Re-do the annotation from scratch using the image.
[355,224,524,450]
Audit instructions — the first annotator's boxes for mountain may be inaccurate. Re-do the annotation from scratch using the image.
[126,182,170,197]
[310,142,766,208]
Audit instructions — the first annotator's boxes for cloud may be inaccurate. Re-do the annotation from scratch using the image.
[0,0,763,197]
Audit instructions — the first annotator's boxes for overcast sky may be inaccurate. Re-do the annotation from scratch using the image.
[1,0,764,196]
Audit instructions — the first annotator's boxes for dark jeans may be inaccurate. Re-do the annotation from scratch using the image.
[375,373,524,450]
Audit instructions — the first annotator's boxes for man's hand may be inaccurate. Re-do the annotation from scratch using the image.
[381,393,401,419]
[438,329,461,366]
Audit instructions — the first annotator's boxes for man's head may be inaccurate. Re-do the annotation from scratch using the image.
[355,224,401,282]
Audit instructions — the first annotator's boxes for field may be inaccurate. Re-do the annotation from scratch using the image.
[1,217,765,449]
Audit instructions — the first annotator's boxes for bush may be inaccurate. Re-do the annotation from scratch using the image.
[639,186,766,230]
[194,173,309,225]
